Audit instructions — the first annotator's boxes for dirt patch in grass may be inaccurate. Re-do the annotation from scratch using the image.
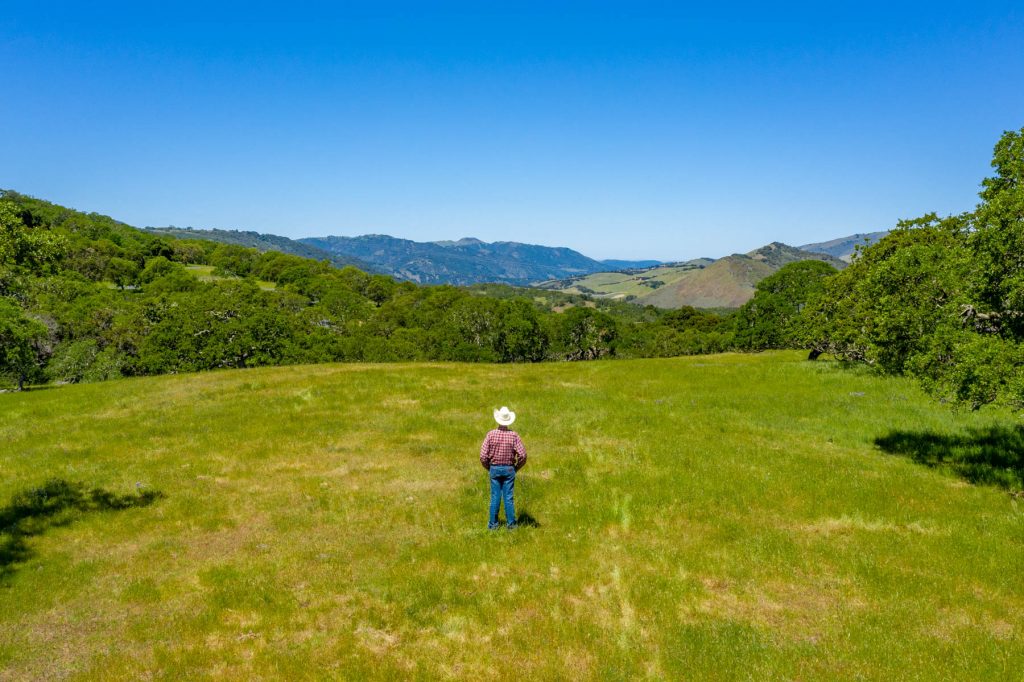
[680,574,865,642]
[931,607,1018,642]
[355,624,400,654]
[792,515,949,537]
[181,516,271,565]
[381,396,421,408]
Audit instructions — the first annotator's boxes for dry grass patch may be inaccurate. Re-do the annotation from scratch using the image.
[793,515,949,537]
[680,573,866,643]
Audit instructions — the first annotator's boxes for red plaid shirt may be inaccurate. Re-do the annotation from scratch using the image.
[480,427,527,469]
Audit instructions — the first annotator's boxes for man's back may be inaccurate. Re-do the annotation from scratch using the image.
[480,427,527,469]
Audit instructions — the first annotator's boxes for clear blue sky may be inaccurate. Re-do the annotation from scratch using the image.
[2,2,1022,261]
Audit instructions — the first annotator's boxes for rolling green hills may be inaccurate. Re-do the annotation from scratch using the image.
[1,353,1021,679]
[145,226,377,272]
[535,259,714,300]
[537,243,846,308]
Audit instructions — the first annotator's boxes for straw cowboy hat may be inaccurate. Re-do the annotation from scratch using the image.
[493,406,516,426]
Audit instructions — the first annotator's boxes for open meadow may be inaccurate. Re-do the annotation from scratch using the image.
[1,352,1022,679]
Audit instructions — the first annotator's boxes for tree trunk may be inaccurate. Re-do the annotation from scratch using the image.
[17,373,25,391]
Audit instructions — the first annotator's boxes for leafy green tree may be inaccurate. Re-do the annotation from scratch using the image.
[735,260,838,351]
[146,238,176,259]
[0,200,67,271]
[139,256,178,284]
[661,306,727,334]
[918,127,1024,408]
[209,243,257,277]
[800,126,1024,410]
[145,268,201,294]
[365,275,399,305]
[494,300,547,362]
[550,307,618,360]
[0,299,48,390]
[47,339,100,383]
[0,201,26,264]
[106,257,141,290]
[170,240,209,264]
[799,216,969,368]
[437,296,500,361]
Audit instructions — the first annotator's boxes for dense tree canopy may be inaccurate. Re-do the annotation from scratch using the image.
[799,126,1024,410]
[734,260,837,351]
[0,190,735,389]
[0,298,48,390]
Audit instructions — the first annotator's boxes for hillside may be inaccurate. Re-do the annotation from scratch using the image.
[146,226,377,272]
[644,243,844,308]
[536,258,712,298]
[643,254,775,308]
[538,243,845,308]
[800,231,890,262]
[300,234,611,285]
[1,353,1021,679]
[0,189,738,390]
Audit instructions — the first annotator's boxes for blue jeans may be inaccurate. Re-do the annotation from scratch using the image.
[488,465,517,529]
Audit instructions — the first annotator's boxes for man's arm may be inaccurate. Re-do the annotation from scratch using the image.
[479,432,492,469]
[513,434,527,470]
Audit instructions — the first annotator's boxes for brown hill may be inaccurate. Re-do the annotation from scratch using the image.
[637,242,845,308]
[641,256,770,308]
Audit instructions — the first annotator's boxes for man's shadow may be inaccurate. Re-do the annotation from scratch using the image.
[515,510,541,528]
[1,479,163,582]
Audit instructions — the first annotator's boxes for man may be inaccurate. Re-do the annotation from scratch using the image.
[479,406,527,530]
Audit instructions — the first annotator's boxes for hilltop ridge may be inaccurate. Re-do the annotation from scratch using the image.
[299,233,611,285]
[800,231,889,262]
[144,226,377,272]
[9,186,871,308]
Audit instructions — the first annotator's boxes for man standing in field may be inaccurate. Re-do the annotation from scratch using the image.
[480,406,527,530]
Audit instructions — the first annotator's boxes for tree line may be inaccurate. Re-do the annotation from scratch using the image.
[0,191,736,389]
[735,126,1024,412]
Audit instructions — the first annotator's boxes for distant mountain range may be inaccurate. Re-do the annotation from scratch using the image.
[146,224,879,308]
[299,234,662,286]
[799,231,889,262]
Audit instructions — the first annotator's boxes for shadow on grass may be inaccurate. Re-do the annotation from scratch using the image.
[874,425,1024,490]
[0,479,163,582]
[515,511,541,528]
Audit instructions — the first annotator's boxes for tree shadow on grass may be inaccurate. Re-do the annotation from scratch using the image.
[874,425,1024,490]
[0,479,163,582]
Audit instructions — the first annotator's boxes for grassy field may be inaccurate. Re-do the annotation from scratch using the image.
[1,353,1022,679]
[537,262,708,301]
[184,265,277,290]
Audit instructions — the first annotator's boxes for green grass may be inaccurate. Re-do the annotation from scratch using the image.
[1,353,1022,679]
[184,264,277,290]
[540,263,705,300]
